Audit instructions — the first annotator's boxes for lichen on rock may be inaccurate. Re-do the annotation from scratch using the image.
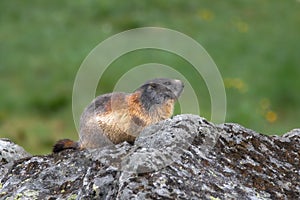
[0,114,299,199]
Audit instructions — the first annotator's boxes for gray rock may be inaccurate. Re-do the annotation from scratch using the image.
[0,138,32,182]
[0,114,299,199]
[0,138,31,163]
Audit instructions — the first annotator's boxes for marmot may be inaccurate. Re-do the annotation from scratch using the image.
[53,78,184,153]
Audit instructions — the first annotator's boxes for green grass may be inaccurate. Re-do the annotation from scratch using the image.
[0,0,299,154]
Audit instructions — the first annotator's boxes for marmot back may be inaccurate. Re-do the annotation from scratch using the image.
[53,78,184,153]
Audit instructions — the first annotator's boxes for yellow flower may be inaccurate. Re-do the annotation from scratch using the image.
[265,111,278,123]
[259,98,278,123]
[224,78,247,93]
[198,9,214,21]
[231,18,249,33]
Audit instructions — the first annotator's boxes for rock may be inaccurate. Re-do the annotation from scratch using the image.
[0,138,31,163]
[0,114,299,199]
[0,138,32,182]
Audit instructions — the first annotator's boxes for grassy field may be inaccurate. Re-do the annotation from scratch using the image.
[1,0,300,154]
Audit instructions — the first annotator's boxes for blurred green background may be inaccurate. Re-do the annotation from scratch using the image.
[1,0,299,154]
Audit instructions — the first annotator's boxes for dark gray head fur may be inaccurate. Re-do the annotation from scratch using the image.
[136,78,184,111]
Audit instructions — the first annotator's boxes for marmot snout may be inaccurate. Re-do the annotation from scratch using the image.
[53,78,184,153]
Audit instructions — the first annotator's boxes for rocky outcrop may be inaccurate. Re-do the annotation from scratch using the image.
[0,138,32,183]
[0,138,31,163]
[0,114,299,199]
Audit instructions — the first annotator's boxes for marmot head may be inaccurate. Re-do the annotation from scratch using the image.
[135,78,184,113]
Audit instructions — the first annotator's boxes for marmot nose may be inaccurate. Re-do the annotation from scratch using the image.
[172,79,184,98]
[175,79,184,88]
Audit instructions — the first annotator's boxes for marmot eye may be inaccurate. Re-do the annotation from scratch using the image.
[148,84,157,89]
[164,82,171,85]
